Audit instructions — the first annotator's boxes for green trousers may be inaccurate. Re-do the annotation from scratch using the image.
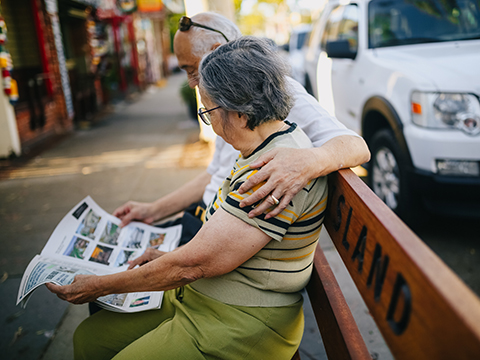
[74,285,304,360]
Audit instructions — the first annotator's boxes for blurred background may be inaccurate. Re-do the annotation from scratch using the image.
[0,0,479,359]
[0,0,326,151]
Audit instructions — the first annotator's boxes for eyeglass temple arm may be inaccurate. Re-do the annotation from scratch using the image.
[191,21,229,42]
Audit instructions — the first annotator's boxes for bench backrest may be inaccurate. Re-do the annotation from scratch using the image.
[306,169,480,359]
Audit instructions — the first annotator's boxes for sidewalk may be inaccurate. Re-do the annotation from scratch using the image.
[0,72,391,360]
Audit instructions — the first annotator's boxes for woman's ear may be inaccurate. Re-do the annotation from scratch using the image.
[237,113,252,130]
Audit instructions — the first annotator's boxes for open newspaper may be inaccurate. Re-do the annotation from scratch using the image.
[16,196,181,313]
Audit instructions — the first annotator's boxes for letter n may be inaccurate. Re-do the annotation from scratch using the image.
[366,243,389,301]
[386,274,412,335]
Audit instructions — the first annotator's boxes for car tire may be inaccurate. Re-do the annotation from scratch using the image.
[368,129,419,224]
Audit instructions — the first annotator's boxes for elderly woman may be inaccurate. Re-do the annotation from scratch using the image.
[47,36,328,360]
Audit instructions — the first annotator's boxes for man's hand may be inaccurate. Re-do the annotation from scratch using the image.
[127,248,166,269]
[238,148,314,219]
[113,201,156,227]
[237,136,370,219]
[45,275,101,304]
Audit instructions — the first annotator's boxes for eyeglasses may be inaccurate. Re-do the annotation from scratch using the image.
[198,106,221,125]
[178,16,230,43]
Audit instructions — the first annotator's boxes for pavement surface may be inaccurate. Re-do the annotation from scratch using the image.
[0,72,391,360]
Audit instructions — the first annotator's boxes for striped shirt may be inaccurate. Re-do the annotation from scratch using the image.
[191,122,328,307]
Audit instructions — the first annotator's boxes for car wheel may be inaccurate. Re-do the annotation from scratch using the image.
[368,129,416,222]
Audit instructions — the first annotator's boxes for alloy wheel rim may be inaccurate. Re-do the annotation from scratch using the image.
[372,147,400,210]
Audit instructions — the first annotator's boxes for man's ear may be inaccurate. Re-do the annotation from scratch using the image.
[211,42,222,51]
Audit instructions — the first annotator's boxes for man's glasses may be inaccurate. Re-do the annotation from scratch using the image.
[198,106,221,125]
[178,16,230,43]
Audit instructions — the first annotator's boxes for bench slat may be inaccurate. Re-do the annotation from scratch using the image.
[306,243,371,360]
[323,169,480,359]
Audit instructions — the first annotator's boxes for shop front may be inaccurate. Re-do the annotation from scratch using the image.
[0,0,72,152]
[57,0,99,126]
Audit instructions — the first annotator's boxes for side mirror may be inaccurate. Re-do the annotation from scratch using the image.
[326,39,357,60]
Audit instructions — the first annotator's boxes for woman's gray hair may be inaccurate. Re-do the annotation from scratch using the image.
[189,12,242,58]
[199,36,294,130]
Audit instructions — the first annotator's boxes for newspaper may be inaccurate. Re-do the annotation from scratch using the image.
[16,196,182,313]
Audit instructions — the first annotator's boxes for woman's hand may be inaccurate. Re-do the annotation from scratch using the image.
[113,201,157,227]
[128,248,167,269]
[45,275,102,304]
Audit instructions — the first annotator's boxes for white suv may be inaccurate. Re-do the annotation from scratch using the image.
[315,0,480,220]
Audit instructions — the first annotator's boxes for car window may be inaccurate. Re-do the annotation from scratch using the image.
[369,0,480,48]
[321,6,345,50]
[296,31,310,50]
[337,4,359,52]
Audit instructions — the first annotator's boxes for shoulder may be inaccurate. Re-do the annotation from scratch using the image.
[267,123,313,152]
[285,76,332,117]
[249,123,313,162]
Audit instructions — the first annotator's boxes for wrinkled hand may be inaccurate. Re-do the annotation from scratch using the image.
[238,148,314,219]
[127,248,166,269]
[113,201,156,227]
[45,275,101,304]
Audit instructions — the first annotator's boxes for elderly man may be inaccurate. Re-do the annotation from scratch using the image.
[113,12,370,233]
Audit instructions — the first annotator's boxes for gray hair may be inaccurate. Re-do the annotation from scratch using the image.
[189,12,242,58]
[199,36,294,130]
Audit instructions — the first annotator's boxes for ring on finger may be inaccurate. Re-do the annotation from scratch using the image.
[270,194,280,205]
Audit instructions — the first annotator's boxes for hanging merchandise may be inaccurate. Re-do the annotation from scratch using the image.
[0,51,9,68]
[0,14,16,104]
[9,78,18,102]
[87,16,109,73]
[137,0,163,13]
[117,0,137,14]
[45,0,74,119]
[0,18,6,44]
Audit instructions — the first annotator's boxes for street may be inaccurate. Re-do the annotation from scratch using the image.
[0,72,478,360]
[413,215,480,295]
[0,72,209,360]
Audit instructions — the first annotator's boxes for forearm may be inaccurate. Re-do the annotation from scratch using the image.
[47,209,272,303]
[309,135,370,178]
[96,250,203,296]
[100,208,271,295]
[150,170,212,221]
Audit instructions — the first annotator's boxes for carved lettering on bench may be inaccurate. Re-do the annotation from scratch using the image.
[341,207,353,251]
[329,181,412,336]
[333,192,344,232]
[351,226,367,273]
[333,194,352,251]
[342,214,353,250]
[386,273,411,335]
[366,243,390,302]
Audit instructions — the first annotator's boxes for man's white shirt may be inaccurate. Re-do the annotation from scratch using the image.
[203,77,359,205]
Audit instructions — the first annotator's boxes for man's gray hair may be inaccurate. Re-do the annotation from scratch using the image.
[199,36,294,130]
[189,12,242,57]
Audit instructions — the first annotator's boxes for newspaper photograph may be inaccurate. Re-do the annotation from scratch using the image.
[17,196,182,313]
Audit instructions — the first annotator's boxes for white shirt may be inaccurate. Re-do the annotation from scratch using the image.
[203,77,359,205]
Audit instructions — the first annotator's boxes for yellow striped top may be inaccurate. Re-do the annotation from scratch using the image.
[191,122,328,307]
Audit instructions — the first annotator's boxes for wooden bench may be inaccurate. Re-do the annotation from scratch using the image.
[292,169,480,359]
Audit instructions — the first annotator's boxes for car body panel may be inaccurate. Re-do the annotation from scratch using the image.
[315,0,480,215]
